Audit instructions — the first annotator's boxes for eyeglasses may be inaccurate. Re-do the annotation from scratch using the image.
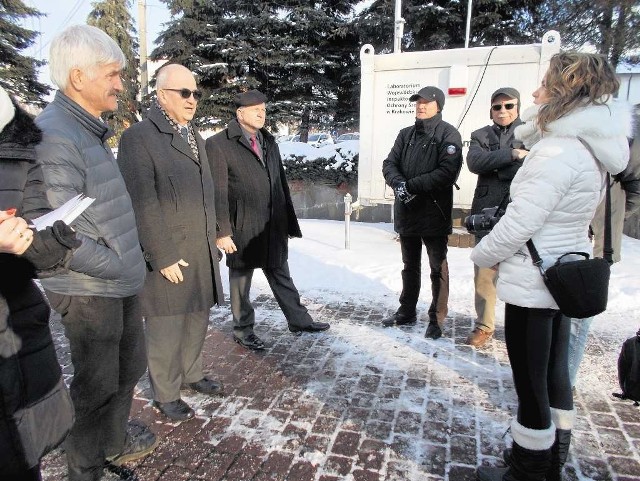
[492,103,517,111]
[163,88,203,101]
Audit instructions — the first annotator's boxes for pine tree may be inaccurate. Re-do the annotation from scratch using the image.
[357,0,546,54]
[152,0,359,131]
[541,0,640,67]
[0,0,50,104]
[87,0,140,141]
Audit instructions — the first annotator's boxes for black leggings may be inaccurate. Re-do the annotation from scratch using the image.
[504,304,573,430]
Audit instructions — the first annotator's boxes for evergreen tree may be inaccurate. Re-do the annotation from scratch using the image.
[152,0,359,131]
[357,0,546,54]
[87,0,140,140]
[0,0,50,104]
[541,0,640,67]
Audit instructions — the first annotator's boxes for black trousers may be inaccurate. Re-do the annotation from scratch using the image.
[504,304,573,430]
[45,292,147,481]
[229,261,313,333]
[398,235,449,323]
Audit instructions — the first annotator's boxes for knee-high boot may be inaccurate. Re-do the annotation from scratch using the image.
[547,407,574,481]
[477,421,554,481]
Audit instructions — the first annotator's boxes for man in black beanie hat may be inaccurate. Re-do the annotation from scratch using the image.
[206,90,329,351]
[465,87,528,348]
[382,86,463,340]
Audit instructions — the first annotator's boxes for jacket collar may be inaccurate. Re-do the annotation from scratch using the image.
[147,103,201,163]
[53,91,114,143]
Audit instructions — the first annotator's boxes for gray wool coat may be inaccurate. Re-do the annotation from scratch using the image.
[205,119,302,270]
[117,105,223,317]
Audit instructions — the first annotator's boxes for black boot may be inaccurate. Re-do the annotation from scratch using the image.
[503,429,571,481]
[547,429,571,481]
[477,442,551,481]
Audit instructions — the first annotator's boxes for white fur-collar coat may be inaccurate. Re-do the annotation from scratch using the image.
[471,100,631,309]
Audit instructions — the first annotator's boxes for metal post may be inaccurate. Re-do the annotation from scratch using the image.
[344,193,352,249]
[394,0,405,53]
[138,0,149,99]
[464,0,473,49]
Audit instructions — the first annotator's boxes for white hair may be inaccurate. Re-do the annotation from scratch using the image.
[49,25,126,91]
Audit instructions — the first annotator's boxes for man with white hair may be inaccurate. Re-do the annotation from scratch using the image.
[35,25,156,480]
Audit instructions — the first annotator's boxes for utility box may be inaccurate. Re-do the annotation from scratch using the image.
[357,31,561,209]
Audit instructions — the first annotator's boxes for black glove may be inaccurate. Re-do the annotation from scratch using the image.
[394,181,416,204]
[22,220,81,278]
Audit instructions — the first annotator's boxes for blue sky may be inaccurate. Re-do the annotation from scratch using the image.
[22,0,170,91]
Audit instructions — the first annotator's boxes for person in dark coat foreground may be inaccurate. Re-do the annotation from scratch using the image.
[118,64,225,422]
[381,86,463,340]
[206,90,329,351]
[0,86,78,480]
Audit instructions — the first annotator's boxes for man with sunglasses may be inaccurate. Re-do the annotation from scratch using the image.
[465,87,528,348]
[206,90,329,351]
[117,64,224,421]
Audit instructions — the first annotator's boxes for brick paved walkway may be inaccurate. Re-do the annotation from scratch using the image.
[42,295,640,481]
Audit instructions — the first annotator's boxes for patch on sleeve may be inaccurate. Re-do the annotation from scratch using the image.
[446,144,457,155]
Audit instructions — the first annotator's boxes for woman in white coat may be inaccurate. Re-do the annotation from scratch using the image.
[472,52,631,481]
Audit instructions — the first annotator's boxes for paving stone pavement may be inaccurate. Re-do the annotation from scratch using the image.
[41,295,640,481]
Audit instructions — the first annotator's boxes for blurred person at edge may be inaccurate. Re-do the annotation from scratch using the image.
[471,52,630,481]
[465,87,527,348]
[567,106,640,387]
[34,25,157,481]
[0,86,79,480]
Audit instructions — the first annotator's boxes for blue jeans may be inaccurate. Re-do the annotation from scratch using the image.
[568,316,594,387]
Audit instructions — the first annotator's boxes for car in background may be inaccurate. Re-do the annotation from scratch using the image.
[307,132,334,147]
[336,132,359,142]
[276,134,295,143]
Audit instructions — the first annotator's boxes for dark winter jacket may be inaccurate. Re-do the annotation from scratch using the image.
[206,119,301,269]
[382,115,463,236]
[0,101,66,473]
[117,104,223,316]
[35,91,146,298]
[467,119,524,222]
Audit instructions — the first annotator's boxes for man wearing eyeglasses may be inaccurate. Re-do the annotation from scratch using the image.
[117,64,224,421]
[206,90,329,351]
[465,87,528,348]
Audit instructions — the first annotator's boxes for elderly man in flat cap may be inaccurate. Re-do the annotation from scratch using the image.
[206,90,329,351]
[382,86,463,340]
[465,87,527,348]
[118,64,224,422]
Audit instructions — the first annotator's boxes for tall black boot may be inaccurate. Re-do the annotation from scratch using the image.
[547,429,571,481]
[477,442,551,481]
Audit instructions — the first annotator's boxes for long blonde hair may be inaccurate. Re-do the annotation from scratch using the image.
[537,52,619,132]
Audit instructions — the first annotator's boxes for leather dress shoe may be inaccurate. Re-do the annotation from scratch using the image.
[466,327,494,347]
[185,377,224,396]
[289,321,330,333]
[425,321,442,340]
[233,332,266,350]
[106,419,158,466]
[381,312,417,327]
[152,399,194,421]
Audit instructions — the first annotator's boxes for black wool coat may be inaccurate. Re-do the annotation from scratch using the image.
[205,119,301,270]
[117,105,224,316]
[467,119,524,219]
[0,102,63,473]
[382,115,463,237]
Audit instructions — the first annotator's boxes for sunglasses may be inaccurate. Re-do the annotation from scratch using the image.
[163,88,203,100]
[492,103,517,111]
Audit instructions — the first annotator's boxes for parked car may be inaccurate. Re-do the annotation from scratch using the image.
[276,134,295,143]
[336,132,360,142]
[307,133,334,147]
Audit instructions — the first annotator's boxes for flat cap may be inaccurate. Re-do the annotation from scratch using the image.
[491,87,520,104]
[409,86,445,111]
[234,89,268,108]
